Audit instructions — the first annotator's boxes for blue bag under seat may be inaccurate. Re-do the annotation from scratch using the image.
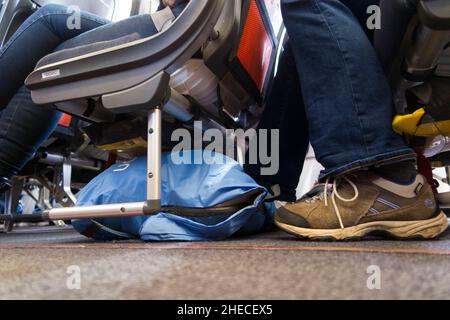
[72,151,275,241]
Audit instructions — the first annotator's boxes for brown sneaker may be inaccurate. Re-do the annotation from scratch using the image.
[275,173,449,241]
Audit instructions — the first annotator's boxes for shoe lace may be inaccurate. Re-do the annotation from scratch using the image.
[304,193,325,204]
[323,176,359,229]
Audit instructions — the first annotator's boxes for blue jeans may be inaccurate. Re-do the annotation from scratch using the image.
[0,4,167,177]
[246,0,415,197]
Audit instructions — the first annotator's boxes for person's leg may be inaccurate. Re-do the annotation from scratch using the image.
[245,42,309,202]
[246,0,380,201]
[0,4,109,189]
[0,3,167,188]
[281,0,415,180]
[275,0,448,240]
[0,87,62,180]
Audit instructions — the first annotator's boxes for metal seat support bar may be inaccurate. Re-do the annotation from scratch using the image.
[147,108,162,208]
[44,107,163,221]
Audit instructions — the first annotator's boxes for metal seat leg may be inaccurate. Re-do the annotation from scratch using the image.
[43,107,163,221]
[146,107,162,210]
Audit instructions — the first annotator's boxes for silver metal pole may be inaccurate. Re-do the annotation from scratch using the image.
[147,108,162,209]
[45,202,147,221]
[39,153,101,172]
[62,158,77,206]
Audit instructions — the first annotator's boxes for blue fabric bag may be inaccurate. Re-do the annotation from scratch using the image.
[72,151,275,241]
[0,194,23,215]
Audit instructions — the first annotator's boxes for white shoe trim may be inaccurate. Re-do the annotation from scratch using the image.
[372,175,425,199]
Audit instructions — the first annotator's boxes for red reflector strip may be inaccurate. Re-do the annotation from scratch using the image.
[237,0,273,92]
[58,114,72,127]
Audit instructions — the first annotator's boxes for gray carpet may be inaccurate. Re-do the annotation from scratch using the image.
[0,226,449,300]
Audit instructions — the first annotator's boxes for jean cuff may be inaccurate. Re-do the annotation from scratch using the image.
[319,148,417,182]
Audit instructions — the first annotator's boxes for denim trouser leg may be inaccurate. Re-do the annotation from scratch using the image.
[0,4,160,177]
[245,42,309,198]
[0,4,109,177]
[281,0,415,181]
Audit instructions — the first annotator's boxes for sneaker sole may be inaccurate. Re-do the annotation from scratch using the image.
[275,212,449,241]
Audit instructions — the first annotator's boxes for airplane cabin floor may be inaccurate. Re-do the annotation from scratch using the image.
[0,225,449,300]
